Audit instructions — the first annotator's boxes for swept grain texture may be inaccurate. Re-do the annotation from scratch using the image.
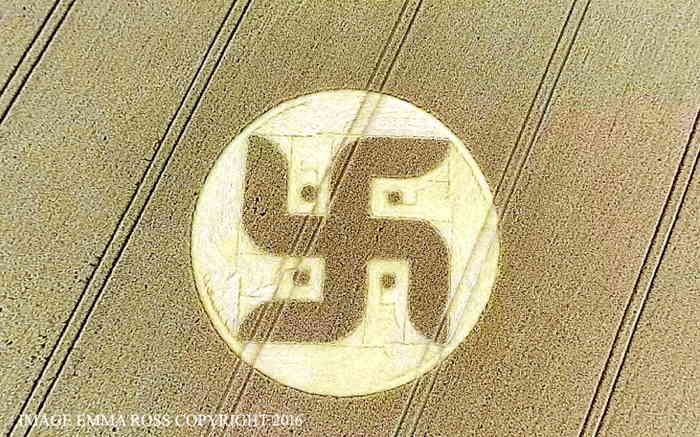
[0,1,233,434]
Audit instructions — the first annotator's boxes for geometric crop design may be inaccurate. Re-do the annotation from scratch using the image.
[192,89,500,396]
[240,136,451,343]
